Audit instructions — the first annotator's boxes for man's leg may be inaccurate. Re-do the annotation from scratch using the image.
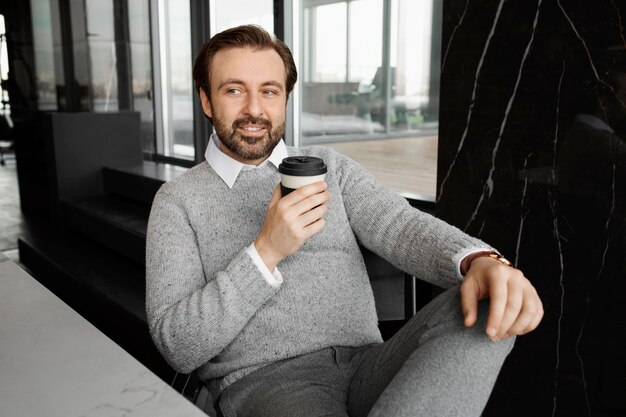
[217,348,353,417]
[347,286,515,417]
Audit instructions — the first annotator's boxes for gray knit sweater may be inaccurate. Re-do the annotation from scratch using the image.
[145,146,485,395]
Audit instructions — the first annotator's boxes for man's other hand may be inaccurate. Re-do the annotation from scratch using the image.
[460,257,543,341]
[254,181,330,271]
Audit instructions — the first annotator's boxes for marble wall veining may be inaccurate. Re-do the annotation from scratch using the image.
[438,1,626,416]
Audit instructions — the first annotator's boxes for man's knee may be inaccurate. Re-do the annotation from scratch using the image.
[419,286,515,358]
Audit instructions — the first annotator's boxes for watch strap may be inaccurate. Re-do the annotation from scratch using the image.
[462,250,512,275]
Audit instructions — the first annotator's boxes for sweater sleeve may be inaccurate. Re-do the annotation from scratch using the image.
[145,188,280,374]
[331,149,493,289]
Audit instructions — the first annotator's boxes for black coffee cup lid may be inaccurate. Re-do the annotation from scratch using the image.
[279,156,327,176]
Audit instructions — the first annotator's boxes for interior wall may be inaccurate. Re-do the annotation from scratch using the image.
[438,1,626,416]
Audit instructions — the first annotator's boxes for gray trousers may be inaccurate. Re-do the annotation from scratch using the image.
[216,286,515,417]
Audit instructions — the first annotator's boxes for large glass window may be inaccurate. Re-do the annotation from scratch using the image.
[128,0,155,156]
[30,0,57,110]
[21,0,438,196]
[301,0,384,138]
[296,0,440,198]
[0,14,8,114]
[210,0,273,36]
[85,0,118,112]
[152,0,194,160]
[300,0,438,141]
[390,0,438,131]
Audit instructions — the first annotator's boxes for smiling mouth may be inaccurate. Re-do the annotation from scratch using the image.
[240,126,265,132]
[238,125,268,139]
[234,117,271,138]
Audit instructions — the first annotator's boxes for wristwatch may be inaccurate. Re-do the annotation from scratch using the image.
[485,251,512,266]
[462,250,512,275]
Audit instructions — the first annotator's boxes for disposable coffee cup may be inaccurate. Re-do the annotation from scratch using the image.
[279,156,327,196]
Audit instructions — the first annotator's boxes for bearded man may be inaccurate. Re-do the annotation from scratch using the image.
[146,25,543,417]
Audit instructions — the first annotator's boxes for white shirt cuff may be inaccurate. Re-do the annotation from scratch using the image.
[453,246,494,281]
[246,243,283,287]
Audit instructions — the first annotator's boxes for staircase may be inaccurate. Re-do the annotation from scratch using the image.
[18,161,187,384]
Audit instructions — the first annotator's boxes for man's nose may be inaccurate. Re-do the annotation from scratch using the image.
[243,93,263,118]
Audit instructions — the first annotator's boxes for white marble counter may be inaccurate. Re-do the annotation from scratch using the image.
[0,253,206,417]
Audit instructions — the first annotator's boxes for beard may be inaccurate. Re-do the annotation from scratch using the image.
[212,114,285,161]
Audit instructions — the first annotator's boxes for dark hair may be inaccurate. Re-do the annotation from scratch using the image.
[193,25,297,99]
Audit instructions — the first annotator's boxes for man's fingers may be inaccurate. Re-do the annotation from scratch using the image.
[486,275,508,340]
[522,307,544,335]
[293,190,330,214]
[518,288,544,335]
[281,181,327,205]
[505,310,534,338]
[497,278,544,338]
[299,202,328,228]
[460,278,479,327]
[303,217,326,238]
[495,279,524,339]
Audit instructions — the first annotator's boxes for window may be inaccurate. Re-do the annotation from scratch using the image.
[29,0,57,110]
[390,0,439,132]
[299,0,439,141]
[128,0,155,156]
[85,0,118,112]
[0,14,8,113]
[209,0,273,36]
[293,0,440,198]
[152,0,194,160]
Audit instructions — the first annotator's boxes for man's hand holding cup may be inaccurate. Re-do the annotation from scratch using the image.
[254,157,329,270]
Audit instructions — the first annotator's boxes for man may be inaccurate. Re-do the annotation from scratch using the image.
[146,25,543,417]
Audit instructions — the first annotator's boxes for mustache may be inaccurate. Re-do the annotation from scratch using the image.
[233,116,272,129]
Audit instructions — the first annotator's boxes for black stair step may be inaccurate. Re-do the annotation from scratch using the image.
[62,194,149,264]
[103,161,187,205]
[17,228,173,381]
[18,229,145,321]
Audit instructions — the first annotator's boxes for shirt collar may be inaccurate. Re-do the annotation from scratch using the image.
[575,113,614,133]
[204,133,288,188]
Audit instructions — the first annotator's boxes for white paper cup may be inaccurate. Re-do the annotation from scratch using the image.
[279,156,327,196]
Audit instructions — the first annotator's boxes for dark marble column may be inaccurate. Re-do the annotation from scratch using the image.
[438,1,626,416]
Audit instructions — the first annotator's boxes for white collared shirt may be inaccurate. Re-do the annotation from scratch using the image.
[205,133,288,286]
[204,133,288,188]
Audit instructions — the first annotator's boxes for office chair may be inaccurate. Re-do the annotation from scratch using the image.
[171,371,216,416]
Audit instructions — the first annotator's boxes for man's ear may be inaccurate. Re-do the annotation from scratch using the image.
[199,89,213,119]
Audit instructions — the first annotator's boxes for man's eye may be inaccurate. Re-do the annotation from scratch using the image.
[226,88,242,95]
[264,90,277,96]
